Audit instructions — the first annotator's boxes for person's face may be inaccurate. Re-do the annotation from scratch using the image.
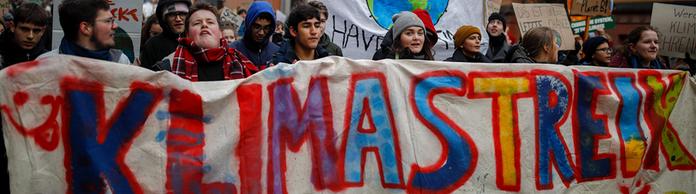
[11,22,45,50]
[319,12,327,32]
[91,9,118,49]
[462,33,481,54]
[222,28,236,42]
[548,38,559,63]
[487,19,503,37]
[593,42,612,65]
[166,11,187,34]
[399,27,425,54]
[630,30,659,62]
[275,22,284,34]
[149,23,162,38]
[187,10,221,49]
[251,17,272,43]
[290,18,321,50]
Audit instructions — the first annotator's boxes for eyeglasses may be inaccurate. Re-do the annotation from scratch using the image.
[596,48,613,53]
[95,18,115,25]
[251,24,273,33]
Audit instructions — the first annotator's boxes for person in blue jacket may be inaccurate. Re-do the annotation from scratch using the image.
[229,1,278,69]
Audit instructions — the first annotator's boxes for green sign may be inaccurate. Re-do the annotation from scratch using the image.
[571,16,615,34]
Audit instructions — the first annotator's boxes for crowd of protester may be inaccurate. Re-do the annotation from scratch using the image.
[1,0,696,192]
[1,0,695,81]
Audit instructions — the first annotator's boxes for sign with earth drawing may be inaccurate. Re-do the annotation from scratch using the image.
[324,0,485,60]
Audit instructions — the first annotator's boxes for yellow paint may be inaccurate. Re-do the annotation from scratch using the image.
[624,140,645,173]
[474,77,529,186]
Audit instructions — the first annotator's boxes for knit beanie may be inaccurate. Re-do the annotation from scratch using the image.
[454,25,481,48]
[488,12,506,31]
[391,12,425,41]
[582,36,609,61]
[412,9,438,46]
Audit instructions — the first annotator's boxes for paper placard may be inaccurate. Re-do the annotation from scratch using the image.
[569,0,613,16]
[512,3,575,50]
[650,3,696,58]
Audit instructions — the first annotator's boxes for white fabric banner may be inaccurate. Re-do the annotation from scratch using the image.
[2,56,696,193]
[323,0,487,60]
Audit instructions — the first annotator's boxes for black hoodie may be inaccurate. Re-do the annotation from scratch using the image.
[0,29,48,68]
[139,0,191,70]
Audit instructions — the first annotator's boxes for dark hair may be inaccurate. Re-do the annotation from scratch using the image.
[59,0,110,41]
[391,32,434,60]
[286,3,320,32]
[626,26,659,46]
[183,2,221,36]
[13,3,49,27]
[141,16,159,48]
[307,1,328,19]
[520,27,558,58]
[237,8,246,15]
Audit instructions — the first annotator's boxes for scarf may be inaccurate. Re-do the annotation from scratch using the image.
[628,54,666,69]
[488,34,506,55]
[171,38,259,81]
[58,38,112,61]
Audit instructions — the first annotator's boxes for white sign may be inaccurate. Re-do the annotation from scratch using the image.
[323,0,486,60]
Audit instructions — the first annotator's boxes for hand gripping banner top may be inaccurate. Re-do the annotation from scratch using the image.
[2,55,696,193]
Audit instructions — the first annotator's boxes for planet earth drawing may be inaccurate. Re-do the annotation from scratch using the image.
[367,0,449,29]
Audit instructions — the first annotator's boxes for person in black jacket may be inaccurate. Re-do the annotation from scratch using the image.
[446,25,491,63]
[484,12,510,63]
[507,27,560,64]
[372,11,433,60]
[272,4,329,64]
[0,3,49,68]
[139,0,192,70]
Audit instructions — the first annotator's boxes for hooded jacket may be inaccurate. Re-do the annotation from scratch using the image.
[506,45,536,63]
[230,1,279,68]
[140,0,191,70]
[319,33,342,56]
[445,49,491,63]
[485,34,511,62]
[271,40,329,65]
[372,29,393,60]
[0,30,49,68]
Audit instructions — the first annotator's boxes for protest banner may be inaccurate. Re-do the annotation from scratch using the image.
[512,3,575,50]
[3,56,696,193]
[650,3,696,59]
[51,0,142,62]
[323,0,485,60]
[570,16,615,35]
[569,0,613,16]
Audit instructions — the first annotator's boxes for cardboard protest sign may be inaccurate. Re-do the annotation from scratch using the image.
[3,56,696,193]
[570,16,615,34]
[650,3,696,59]
[486,0,503,21]
[569,0,613,16]
[512,3,575,50]
[51,0,142,62]
[323,0,485,60]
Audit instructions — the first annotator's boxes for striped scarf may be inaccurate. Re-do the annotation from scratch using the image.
[171,38,259,81]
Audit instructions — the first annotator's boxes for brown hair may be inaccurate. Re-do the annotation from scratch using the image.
[391,32,434,60]
[626,26,659,46]
[308,1,328,19]
[183,2,221,36]
[520,27,558,58]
